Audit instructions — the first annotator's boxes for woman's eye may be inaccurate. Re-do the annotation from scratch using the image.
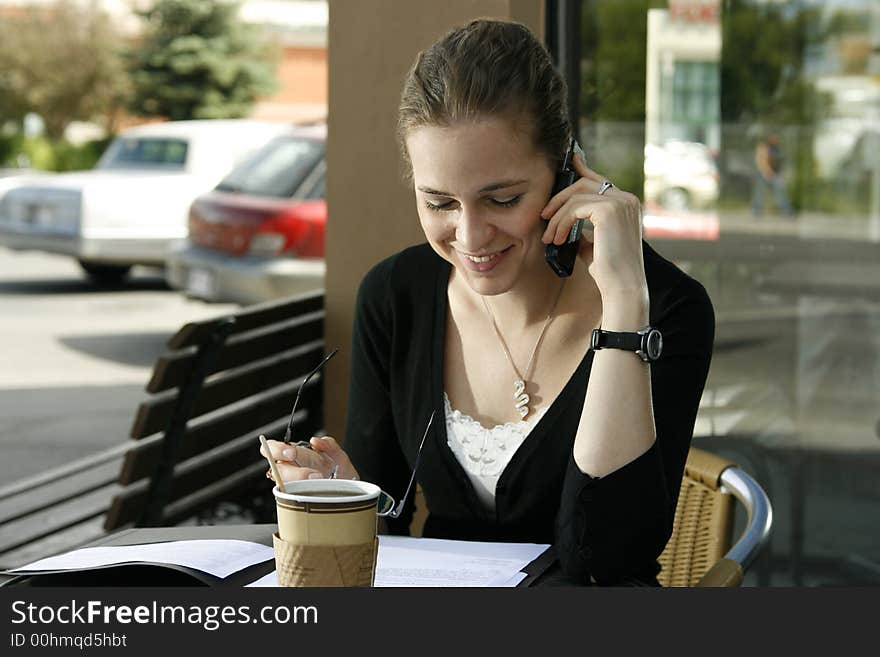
[424,199,457,212]
[490,195,522,207]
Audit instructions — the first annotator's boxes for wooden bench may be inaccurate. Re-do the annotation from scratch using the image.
[0,291,326,570]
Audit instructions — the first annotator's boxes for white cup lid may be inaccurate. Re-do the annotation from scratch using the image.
[273,478,382,504]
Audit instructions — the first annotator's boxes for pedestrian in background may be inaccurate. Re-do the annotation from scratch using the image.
[752,130,794,218]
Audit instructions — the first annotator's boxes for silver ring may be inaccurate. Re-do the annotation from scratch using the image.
[598,180,614,195]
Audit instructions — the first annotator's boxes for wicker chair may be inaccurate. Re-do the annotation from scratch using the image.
[658,447,773,587]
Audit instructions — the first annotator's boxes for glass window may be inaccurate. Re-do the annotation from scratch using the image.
[215,136,324,198]
[574,0,880,586]
[305,173,326,200]
[98,138,188,170]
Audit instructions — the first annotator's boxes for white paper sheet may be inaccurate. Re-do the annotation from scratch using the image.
[245,536,549,588]
[9,540,275,580]
[498,571,529,587]
[377,535,547,566]
[246,568,530,588]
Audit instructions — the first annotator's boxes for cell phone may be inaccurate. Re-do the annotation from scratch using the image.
[544,138,584,278]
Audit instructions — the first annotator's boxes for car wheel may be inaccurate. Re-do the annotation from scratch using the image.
[660,187,691,212]
[78,261,132,285]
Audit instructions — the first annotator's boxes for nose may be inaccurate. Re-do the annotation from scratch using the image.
[456,203,495,252]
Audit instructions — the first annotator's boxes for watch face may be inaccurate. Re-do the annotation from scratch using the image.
[645,329,663,361]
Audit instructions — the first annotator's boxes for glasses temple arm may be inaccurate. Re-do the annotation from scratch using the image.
[283,348,339,444]
[387,410,435,519]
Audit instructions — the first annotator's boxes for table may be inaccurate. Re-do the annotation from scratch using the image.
[0,524,566,588]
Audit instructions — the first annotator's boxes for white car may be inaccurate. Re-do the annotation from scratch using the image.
[644,141,719,212]
[0,120,292,283]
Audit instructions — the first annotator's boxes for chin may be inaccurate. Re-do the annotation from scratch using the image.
[462,274,513,297]
[457,252,525,296]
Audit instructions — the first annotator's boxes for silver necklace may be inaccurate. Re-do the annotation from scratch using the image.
[480,281,566,419]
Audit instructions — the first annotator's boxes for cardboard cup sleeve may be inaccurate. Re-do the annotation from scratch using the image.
[272,533,378,587]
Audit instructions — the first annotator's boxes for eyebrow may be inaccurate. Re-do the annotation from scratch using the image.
[417,180,528,196]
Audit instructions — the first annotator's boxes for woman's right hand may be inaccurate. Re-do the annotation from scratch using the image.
[259,436,360,482]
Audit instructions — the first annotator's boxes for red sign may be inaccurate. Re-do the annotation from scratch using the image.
[668,0,720,23]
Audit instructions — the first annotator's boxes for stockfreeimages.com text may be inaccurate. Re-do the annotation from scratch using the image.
[11,600,317,631]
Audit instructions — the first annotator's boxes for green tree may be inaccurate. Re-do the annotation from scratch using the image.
[0,1,130,140]
[578,1,666,195]
[721,1,828,126]
[581,0,656,122]
[128,0,279,120]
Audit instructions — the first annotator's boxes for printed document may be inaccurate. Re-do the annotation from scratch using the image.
[246,536,549,587]
[9,540,274,579]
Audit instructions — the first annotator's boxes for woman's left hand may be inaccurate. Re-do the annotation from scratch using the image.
[540,153,648,315]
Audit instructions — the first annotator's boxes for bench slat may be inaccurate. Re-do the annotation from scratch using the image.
[106,422,316,529]
[168,292,323,350]
[162,461,268,526]
[0,483,120,556]
[147,312,324,394]
[0,516,108,571]
[119,379,321,485]
[0,443,131,502]
[0,460,122,525]
[131,340,324,439]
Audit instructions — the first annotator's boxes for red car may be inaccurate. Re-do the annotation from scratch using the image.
[166,124,326,304]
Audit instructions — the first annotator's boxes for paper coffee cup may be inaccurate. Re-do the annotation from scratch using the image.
[273,479,381,545]
[272,479,382,587]
[272,533,377,587]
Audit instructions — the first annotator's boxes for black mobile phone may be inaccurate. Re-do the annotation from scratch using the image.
[544,138,584,277]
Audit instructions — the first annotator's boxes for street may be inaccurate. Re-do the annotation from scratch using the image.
[0,247,239,486]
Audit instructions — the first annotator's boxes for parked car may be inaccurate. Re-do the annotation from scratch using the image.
[644,140,719,212]
[0,120,292,283]
[165,125,326,304]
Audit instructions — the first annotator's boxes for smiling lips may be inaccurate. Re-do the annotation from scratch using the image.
[457,245,512,272]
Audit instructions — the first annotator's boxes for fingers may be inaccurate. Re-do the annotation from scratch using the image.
[309,435,344,457]
[309,436,359,481]
[259,439,289,462]
[571,150,606,183]
[260,435,359,480]
[542,153,613,220]
[542,174,603,221]
[572,152,604,183]
[272,461,325,482]
[260,439,328,473]
[542,194,607,246]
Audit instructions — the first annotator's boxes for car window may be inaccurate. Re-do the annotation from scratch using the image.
[98,138,188,170]
[305,172,325,200]
[215,136,324,198]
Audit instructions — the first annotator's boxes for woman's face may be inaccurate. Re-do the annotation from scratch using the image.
[406,116,556,297]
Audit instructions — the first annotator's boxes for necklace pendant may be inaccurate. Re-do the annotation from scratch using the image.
[513,380,530,419]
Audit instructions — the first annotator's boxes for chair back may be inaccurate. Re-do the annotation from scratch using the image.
[658,448,737,587]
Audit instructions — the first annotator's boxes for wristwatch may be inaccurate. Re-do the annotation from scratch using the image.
[590,326,663,362]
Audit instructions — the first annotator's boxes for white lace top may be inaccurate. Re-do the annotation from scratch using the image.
[444,392,548,511]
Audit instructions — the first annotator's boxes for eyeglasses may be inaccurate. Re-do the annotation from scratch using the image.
[379,409,435,519]
[279,346,434,519]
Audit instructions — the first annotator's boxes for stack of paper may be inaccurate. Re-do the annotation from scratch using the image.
[9,540,275,580]
[246,536,549,587]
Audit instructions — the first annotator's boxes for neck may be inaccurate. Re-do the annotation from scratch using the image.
[476,258,569,331]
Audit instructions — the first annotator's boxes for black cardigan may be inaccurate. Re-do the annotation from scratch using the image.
[343,241,714,585]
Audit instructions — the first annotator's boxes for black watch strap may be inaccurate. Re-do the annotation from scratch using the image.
[591,329,642,352]
[591,327,663,362]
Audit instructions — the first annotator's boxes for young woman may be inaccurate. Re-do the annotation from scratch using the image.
[261,19,714,586]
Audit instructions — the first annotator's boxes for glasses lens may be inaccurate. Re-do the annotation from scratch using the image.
[377,491,395,516]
